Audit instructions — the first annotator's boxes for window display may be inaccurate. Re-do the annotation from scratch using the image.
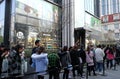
[10,0,62,50]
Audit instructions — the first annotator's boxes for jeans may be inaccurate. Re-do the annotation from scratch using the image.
[96,62,103,72]
[106,59,113,69]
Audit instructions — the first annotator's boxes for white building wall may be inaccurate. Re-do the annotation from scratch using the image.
[75,0,85,28]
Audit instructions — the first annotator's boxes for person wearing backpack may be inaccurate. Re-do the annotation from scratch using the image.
[29,40,40,65]
[48,52,61,79]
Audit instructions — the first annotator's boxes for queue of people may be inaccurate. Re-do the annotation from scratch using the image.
[0,43,25,79]
[0,39,120,79]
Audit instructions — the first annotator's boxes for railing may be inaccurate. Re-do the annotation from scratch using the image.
[1,57,120,79]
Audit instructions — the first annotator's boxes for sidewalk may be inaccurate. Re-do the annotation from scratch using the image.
[44,65,120,79]
[87,66,120,79]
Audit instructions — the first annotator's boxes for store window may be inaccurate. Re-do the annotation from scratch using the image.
[13,0,62,50]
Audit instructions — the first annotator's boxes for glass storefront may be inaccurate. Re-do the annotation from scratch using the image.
[10,0,62,50]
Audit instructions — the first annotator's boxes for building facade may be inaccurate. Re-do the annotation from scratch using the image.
[0,0,102,49]
[101,13,120,44]
[74,0,102,47]
[0,0,62,50]
[100,0,120,44]
[100,0,120,16]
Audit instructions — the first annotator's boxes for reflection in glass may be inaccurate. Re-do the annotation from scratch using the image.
[12,0,62,50]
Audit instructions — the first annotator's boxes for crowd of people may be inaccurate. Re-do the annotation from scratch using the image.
[0,40,120,79]
[0,43,25,79]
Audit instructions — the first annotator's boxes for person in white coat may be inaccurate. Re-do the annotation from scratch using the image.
[31,47,48,79]
[95,45,105,74]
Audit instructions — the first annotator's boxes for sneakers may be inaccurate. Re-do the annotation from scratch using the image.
[80,75,85,78]
[93,73,97,76]
[98,72,103,75]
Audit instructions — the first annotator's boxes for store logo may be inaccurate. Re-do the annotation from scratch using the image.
[16,31,24,39]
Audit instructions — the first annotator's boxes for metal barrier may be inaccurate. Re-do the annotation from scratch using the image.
[1,57,120,79]
[102,59,107,76]
[86,63,88,79]
[113,57,120,71]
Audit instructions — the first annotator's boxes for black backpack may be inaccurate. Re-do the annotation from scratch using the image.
[29,47,38,65]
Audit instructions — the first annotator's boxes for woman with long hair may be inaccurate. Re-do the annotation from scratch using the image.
[86,46,96,76]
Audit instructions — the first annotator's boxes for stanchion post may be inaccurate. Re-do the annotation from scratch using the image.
[102,59,107,76]
[114,58,117,71]
[86,63,88,79]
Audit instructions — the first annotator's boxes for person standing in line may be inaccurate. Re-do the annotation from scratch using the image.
[95,45,105,74]
[1,48,10,78]
[86,46,96,76]
[31,46,48,79]
[48,52,61,79]
[0,44,5,77]
[106,47,114,69]
[78,45,86,77]
[29,40,40,65]
[8,44,24,79]
[58,46,71,79]
[69,46,81,78]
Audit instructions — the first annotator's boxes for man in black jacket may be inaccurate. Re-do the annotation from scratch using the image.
[69,46,80,77]
[78,45,86,77]
[29,40,40,65]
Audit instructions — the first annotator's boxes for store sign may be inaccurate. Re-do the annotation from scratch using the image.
[16,31,24,39]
